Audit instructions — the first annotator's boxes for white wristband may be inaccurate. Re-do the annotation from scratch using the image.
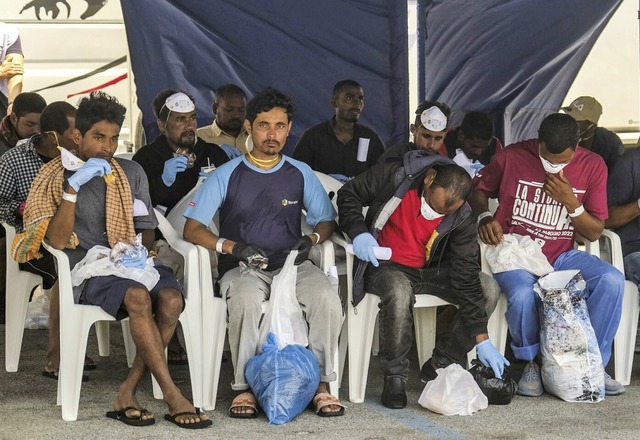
[311,232,321,245]
[637,198,640,210]
[62,192,77,203]
[216,238,227,254]
[568,204,585,218]
[477,211,493,224]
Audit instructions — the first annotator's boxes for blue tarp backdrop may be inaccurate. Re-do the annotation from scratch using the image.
[417,0,622,144]
[120,0,409,153]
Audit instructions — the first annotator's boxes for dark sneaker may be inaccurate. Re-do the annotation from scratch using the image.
[419,358,438,384]
[604,372,625,396]
[517,361,543,397]
[381,376,407,409]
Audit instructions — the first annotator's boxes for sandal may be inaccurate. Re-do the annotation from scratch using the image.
[168,347,188,366]
[228,392,258,418]
[313,392,346,417]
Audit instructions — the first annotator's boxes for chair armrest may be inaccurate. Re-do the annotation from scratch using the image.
[575,233,600,259]
[41,239,75,309]
[600,229,625,274]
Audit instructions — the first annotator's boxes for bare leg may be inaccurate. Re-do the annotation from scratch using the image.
[112,286,206,425]
[44,282,60,372]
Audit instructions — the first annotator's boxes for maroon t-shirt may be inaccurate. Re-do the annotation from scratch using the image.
[474,139,608,264]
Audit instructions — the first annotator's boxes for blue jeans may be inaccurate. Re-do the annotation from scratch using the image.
[364,261,500,379]
[623,251,640,285]
[494,249,624,365]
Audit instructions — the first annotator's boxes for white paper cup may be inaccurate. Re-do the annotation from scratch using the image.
[346,244,392,260]
[357,138,370,162]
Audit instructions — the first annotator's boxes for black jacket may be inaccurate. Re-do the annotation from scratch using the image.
[337,150,488,336]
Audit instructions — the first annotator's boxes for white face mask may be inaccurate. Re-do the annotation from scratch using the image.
[420,195,444,221]
[539,155,569,174]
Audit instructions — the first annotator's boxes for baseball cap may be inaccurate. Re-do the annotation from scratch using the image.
[561,96,602,124]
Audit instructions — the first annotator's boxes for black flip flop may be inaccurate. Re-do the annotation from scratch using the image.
[42,370,89,382]
[106,407,155,427]
[164,408,212,429]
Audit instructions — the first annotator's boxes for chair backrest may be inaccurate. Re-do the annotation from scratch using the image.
[313,171,343,214]
[165,181,220,237]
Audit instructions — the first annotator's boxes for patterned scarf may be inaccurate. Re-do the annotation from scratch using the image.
[0,115,19,152]
[12,156,136,263]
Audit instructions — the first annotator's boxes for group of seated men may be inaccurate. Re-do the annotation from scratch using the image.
[0,78,633,429]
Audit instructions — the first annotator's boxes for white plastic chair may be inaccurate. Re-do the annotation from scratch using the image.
[3,222,43,372]
[41,239,116,421]
[599,229,639,386]
[198,213,342,410]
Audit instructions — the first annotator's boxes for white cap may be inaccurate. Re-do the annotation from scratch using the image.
[163,92,195,113]
[420,106,447,131]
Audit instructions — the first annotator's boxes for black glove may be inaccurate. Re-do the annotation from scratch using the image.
[231,242,268,269]
[290,235,313,265]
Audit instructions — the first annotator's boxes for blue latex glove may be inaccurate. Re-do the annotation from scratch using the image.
[220,143,242,159]
[352,232,380,267]
[67,158,112,192]
[328,173,349,184]
[476,339,510,379]
[121,248,148,269]
[162,156,188,186]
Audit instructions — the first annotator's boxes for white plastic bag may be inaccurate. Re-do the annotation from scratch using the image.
[485,233,553,276]
[71,245,160,291]
[419,364,488,415]
[24,293,50,329]
[536,270,604,403]
[258,251,309,350]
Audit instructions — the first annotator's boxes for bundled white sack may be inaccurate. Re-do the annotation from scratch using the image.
[536,270,604,403]
[485,233,553,276]
[419,364,488,415]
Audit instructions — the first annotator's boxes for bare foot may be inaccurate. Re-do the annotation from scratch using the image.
[112,395,154,421]
[229,392,258,417]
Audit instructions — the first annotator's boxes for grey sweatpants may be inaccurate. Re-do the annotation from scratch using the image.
[219,260,343,391]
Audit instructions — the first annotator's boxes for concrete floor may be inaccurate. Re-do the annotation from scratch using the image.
[1,323,640,440]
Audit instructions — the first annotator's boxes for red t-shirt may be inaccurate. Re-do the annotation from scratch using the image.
[377,189,443,267]
[473,139,608,264]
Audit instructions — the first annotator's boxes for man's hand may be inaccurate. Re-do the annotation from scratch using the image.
[232,242,268,270]
[478,216,503,246]
[0,59,24,79]
[67,158,112,192]
[476,339,510,379]
[543,170,578,208]
[352,232,380,267]
[162,156,188,186]
[290,236,313,265]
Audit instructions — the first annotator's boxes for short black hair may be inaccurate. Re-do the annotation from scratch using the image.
[460,111,494,140]
[538,113,579,154]
[40,101,76,134]
[430,163,473,206]
[245,87,295,123]
[152,89,196,121]
[414,101,451,127]
[75,91,126,136]
[215,84,246,103]
[332,79,362,98]
[12,92,47,118]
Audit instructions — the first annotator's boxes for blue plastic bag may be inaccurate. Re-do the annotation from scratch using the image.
[246,332,320,424]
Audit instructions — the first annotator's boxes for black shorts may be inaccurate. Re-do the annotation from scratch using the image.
[80,264,183,320]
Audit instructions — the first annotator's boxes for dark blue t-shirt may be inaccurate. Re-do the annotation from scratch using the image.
[184,155,336,275]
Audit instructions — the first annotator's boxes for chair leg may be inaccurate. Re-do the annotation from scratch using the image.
[614,282,639,386]
[95,321,110,357]
[179,311,203,407]
[371,317,380,356]
[202,297,227,411]
[5,276,38,372]
[337,317,348,385]
[348,295,380,403]
[413,307,437,368]
[120,319,135,368]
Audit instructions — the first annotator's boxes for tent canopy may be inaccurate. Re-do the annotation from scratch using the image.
[122,0,621,148]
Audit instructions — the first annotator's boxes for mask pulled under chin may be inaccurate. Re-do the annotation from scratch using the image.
[421,195,445,221]
[539,155,568,174]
